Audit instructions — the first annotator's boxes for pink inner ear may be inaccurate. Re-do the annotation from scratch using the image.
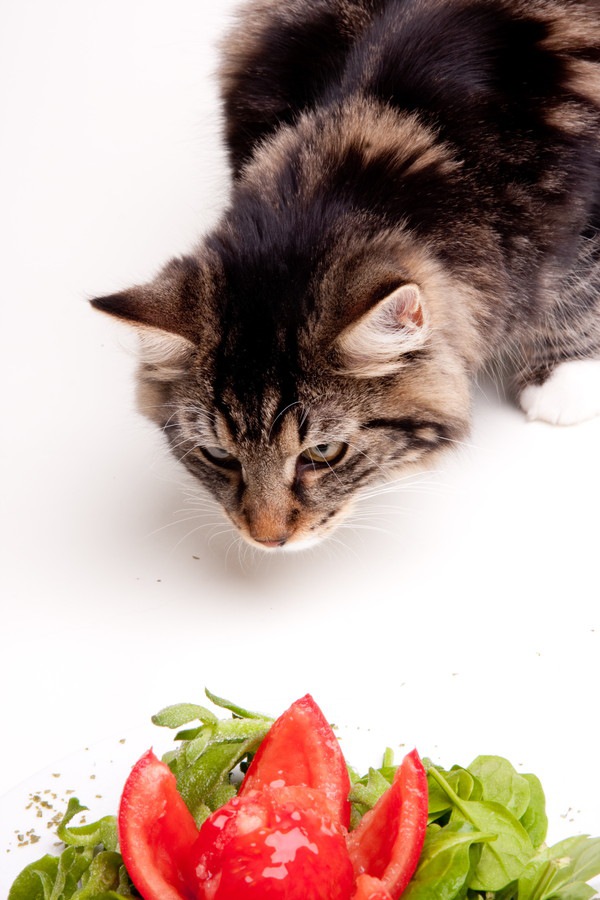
[335,281,428,377]
[390,284,424,330]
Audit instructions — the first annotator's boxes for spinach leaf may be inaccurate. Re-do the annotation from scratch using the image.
[519,835,600,900]
[429,766,535,891]
[402,823,494,900]
[426,765,480,823]
[468,756,531,820]
[519,773,548,849]
[457,800,534,891]
[546,883,598,900]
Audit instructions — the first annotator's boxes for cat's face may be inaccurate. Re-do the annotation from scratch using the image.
[93,218,472,550]
[157,360,459,550]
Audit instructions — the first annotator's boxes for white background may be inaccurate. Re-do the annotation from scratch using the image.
[1,0,599,894]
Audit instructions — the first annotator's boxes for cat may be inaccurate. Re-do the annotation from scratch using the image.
[92,0,600,550]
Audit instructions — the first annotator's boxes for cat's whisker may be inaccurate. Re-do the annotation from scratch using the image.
[224,534,244,569]
[320,531,361,561]
[144,509,225,542]
[438,435,482,452]
[358,470,449,496]
[166,511,224,527]
[359,481,449,500]
[337,521,402,540]
[168,520,233,556]
[358,502,413,517]
[179,501,223,515]
[207,525,238,549]
[346,502,409,520]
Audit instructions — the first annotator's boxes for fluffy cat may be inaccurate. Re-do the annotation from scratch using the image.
[92,0,600,550]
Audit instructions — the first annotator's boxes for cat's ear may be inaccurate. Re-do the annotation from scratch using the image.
[336,282,428,377]
[90,256,201,346]
[90,256,203,369]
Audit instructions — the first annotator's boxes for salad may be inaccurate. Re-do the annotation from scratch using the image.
[8,690,600,900]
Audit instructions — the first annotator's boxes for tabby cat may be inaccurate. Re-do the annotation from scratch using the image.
[92,0,600,550]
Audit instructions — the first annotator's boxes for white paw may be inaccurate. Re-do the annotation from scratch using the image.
[519,359,600,425]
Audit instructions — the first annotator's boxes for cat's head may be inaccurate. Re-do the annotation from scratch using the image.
[91,96,482,550]
[92,208,473,550]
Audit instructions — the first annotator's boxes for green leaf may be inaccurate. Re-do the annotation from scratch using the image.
[36,871,55,900]
[402,823,496,900]
[182,726,214,766]
[519,774,548,848]
[204,688,270,720]
[57,799,118,853]
[459,800,534,891]
[428,767,535,891]
[78,895,135,899]
[44,845,93,900]
[8,856,59,900]
[70,851,130,898]
[349,766,393,811]
[518,858,564,900]
[468,756,531,820]
[151,702,217,729]
[165,714,272,825]
[546,835,600,886]
[427,767,479,822]
[173,726,204,742]
[546,883,598,900]
[518,836,600,900]
[81,891,139,900]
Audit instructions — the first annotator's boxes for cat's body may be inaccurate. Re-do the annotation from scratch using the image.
[93,0,600,549]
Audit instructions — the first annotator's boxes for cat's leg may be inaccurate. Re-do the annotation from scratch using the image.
[519,359,600,425]
[516,231,600,425]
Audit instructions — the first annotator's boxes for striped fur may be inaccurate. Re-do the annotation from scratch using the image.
[92,0,600,548]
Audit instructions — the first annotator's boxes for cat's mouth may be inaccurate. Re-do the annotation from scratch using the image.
[227,505,349,552]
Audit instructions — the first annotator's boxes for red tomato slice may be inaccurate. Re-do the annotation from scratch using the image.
[189,784,355,900]
[347,749,428,899]
[118,749,199,900]
[352,875,393,900]
[239,694,351,828]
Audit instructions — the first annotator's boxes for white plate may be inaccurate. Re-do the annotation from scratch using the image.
[2,725,599,897]
[0,725,165,895]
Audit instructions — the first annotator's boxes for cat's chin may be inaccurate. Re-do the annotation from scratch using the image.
[246,534,324,554]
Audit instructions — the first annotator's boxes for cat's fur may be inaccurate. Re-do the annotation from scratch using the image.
[92,0,600,549]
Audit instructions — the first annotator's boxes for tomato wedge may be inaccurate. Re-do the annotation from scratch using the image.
[118,749,199,900]
[189,784,355,899]
[347,749,428,899]
[239,694,351,828]
[352,875,393,900]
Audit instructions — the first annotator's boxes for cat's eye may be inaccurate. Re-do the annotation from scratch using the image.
[300,441,348,466]
[198,445,239,469]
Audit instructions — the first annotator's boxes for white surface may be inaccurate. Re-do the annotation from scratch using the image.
[1,0,599,895]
